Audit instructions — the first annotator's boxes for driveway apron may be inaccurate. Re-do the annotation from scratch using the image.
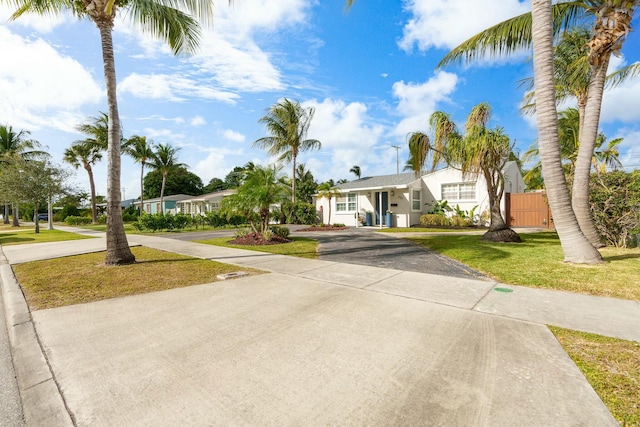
[295,228,487,280]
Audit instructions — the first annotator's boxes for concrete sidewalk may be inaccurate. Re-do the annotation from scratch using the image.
[1,228,637,426]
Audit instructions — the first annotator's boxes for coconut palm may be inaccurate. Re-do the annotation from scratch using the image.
[0,125,45,225]
[253,98,321,203]
[437,1,635,261]
[530,0,603,263]
[6,0,217,265]
[124,135,154,214]
[520,27,617,246]
[147,144,185,214]
[64,140,103,223]
[523,107,622,183]
[349,165,361,179]
[317,181,340,225]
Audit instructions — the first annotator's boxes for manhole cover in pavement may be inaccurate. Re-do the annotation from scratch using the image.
[493,287,514,293]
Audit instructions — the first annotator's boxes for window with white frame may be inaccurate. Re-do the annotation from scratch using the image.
[441,183,476,201]
[412,189,421,211]
[336,193,357,212]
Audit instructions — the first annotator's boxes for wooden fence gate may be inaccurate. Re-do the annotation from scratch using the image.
[505,192,552,229]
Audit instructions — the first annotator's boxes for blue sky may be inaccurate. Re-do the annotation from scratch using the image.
[1,0,639,200]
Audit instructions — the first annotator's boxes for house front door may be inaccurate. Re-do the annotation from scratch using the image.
[374,191,389,225]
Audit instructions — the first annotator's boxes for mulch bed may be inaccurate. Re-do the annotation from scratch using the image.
[229,232,292,246]
[297,225,347,231]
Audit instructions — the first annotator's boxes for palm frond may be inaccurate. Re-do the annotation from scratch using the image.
[437,2,587,69]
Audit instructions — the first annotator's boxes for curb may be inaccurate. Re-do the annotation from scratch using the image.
[0,248,73,426]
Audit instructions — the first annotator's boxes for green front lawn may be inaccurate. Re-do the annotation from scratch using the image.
[407,231,640,301]
[0,229,95,246]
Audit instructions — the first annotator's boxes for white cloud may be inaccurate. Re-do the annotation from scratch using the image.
[601,74,640,123]
[0,26,102,132]
[190,116,206,126]
[114,0,311,95]
[301,98,385,182]
[399,0,530,52]
[220,129,246,143]
[119,73,239,103]
[392,71,459,137]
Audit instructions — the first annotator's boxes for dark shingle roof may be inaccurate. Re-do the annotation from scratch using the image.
[338,172,421,190]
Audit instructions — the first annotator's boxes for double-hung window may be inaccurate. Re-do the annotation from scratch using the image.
[411,189,421,211]
[336,193,357,212]
[441,183,476,201]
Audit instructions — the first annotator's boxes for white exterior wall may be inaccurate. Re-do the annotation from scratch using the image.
[315,164,525,228]
[421,168,491,218]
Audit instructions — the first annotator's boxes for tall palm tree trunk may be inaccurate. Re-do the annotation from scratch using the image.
[291,156,297,203]
[572,55,610,248]
[160,174,167,214]
[100,24,135,265]
[140,163,145,214]
[85,163,98,224]
[531,0,602,264]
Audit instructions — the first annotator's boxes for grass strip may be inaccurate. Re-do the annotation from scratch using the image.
[194,236,319,259]
[13,246,264,310]
[0,229,94,246]
[550,326,640,426]
[407,231,640,301]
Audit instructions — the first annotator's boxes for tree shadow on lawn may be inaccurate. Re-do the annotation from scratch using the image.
[604,253,640,261]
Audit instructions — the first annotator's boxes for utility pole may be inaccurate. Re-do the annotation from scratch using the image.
[391,145,400,175]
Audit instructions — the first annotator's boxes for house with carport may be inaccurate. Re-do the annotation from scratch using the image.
[315,162,525,227]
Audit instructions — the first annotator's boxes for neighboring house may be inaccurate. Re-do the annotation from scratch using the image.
[175,189,237,216]
[315,162,525,227]
[134,194,194,215]
[97,198,137,214]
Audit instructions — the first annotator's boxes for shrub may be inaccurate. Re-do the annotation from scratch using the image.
[64,216,92,225]
[420,214,451,227]
[270,225,290,239]
[97,214,107,225]
[590,171,640,247]
[234,228,251,239]
[450,215,473,228]
[59,204,80,221]
[262,229,273,241]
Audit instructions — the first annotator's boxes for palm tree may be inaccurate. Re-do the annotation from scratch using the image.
[520,27,613,247]
[124,135,154,214]
[317,182,340,225]
[0,125,45,225]
[523,107,622,183]
[221,164,289,234]
[76,112,110,151]
[404,132,432,176]
[253,98,321,203]
[530,0,603,263]
[349,165,361,179]
[410,103,520,242]
[437,1,634,261]
[64,140,103,223]
[592,135,623,174]
[147,144,185,214]
[7,0,217,265]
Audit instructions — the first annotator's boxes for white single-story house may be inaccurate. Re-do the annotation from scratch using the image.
[175,189,237,216]
[315,162,525,227]
[133,194,194,215]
